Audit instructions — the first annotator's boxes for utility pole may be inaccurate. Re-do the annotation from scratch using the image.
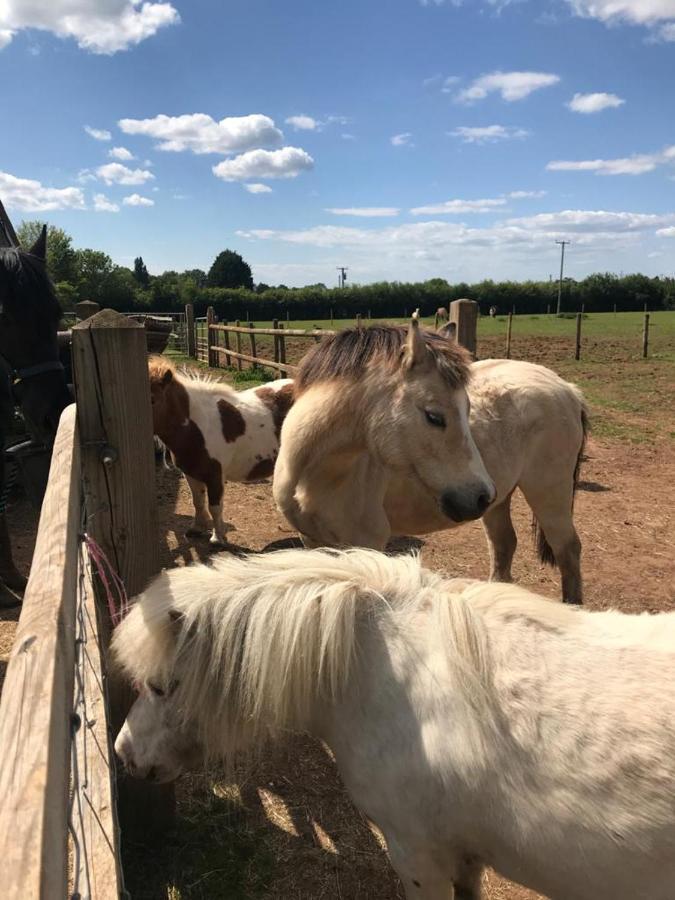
[336,266,348,289]
[555,240,570,315]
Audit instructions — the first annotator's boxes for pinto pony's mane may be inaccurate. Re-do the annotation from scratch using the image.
[147,355,236,395]
[0,246,61,329]
[295,325,471,395]
[111,548,492,761]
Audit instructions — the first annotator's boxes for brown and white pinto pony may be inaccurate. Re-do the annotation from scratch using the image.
[148,357,293,544]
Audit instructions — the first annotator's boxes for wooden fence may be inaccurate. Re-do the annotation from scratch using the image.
[191,299,482,373]
[0,310,171,897]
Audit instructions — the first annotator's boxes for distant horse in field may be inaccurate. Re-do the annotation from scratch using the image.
[0,229,73,606]
[489,305,497,318]
[435,306,448,322]
[148,357,293,544]
[114,547,675,900]
[273,322,588,604]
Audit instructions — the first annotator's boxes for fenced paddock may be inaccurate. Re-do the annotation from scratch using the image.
[0,310,172,898]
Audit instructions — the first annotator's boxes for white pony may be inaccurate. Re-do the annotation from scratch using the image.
[273,323,588,603]
[148,357,293,544]
[115,548,675,900]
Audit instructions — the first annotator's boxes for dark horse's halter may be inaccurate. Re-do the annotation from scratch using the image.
[11,359,65,383]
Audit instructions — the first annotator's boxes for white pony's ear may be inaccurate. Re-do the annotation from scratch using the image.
[403,316,429,371]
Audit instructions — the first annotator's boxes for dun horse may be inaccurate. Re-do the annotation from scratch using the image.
[273,322,587,604]
[115,548,675,900]
[0,228,72,606]
[148,357,293,544]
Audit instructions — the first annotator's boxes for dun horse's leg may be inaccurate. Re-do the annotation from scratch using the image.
[519,478,582,605]
[185,475,212,536]
[481,494,517,583]
[386,838,453,900]
[453,855,483,900]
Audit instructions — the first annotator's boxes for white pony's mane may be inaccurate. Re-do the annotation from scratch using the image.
[112,549,563,759]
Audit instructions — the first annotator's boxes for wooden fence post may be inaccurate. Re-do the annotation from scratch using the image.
[206,306,216,368]
[234,319,243,370]
[449,298,479,357]
[356,313,362,329]
[272,319,279,363]
[642,313,650,358]
[330,308,334,326]
[249,322,257,369]
[222,320,231,366]
[71,309,174,837]
[575,313,582,360]
[279,323,287,376]
[185,303,195,357]
[506,312,513,359]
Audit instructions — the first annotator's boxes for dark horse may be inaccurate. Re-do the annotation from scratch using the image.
[0,228,73,606]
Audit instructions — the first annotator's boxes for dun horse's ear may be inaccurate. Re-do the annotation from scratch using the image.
[28,225,47,261]
[162,369,173,386]
[403,317,429,371]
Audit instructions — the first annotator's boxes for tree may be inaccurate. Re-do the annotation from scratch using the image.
[17,220,77,284]
[207,249,253,290]
[75,248,115,301]
[133,256,150,287]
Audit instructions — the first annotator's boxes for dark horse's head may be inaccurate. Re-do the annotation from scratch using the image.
[0,229,72,447]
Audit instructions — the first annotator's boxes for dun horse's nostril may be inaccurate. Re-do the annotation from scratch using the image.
[477,492,492,514]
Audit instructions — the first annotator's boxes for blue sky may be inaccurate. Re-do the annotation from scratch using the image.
[1,0,674,286]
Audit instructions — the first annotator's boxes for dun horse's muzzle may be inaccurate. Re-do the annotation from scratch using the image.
[440,482,495,523]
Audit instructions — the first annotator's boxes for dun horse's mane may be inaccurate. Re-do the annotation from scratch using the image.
[112,548,492,761]
[295,324,471,394]
[0,246,61,324]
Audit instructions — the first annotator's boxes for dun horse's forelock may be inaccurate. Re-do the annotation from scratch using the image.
[295,324,471,394]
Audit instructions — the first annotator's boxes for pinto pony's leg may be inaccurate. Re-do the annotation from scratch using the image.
[205,473,227,546]
[185,475,212,536]
[481,493,517,583]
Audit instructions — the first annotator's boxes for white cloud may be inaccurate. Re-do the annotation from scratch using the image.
[410,197,507,215]
[456,70,560,103]
[660,21,675,37]
[93,193,120,213]
[285,115,319,131]
[391,132,413,147]
[108,146,135,160]
[547,145,675,175]
[118,113,282,154]
[0,170,85,211]
[508,190,547,198]
[341,133,356,140]
[123,193,154,206]
[84,125,112,141]
[212,147,314,182]
[95,162,155,185]
[441,75,461,93]
[325,207,401,217]
[656,226,675,237]
[506,210,675,233]
[566,0,675,25]
[449,124,529,143]
[0,29,13,48]
[244,183,273,194]
[567,92,625,113]
[0,0,179,54]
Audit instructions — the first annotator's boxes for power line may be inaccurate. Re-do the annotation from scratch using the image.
[555,241,570,315]
[336,266,348,289]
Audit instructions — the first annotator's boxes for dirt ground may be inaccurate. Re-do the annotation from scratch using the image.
[1,345,675,897]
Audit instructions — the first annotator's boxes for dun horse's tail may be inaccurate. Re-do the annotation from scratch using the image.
[532,401,589,568]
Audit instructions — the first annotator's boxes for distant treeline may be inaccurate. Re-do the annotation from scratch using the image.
[133,274,675,320]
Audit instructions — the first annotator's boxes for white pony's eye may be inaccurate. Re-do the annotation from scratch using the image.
[148,682,165,697]
[424,410,446,429]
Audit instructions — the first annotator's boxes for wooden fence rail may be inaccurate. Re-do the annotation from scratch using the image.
[206,321,336,376]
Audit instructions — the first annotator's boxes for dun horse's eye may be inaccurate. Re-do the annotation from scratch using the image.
[424,410,446,428]
[148,682,165,697]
